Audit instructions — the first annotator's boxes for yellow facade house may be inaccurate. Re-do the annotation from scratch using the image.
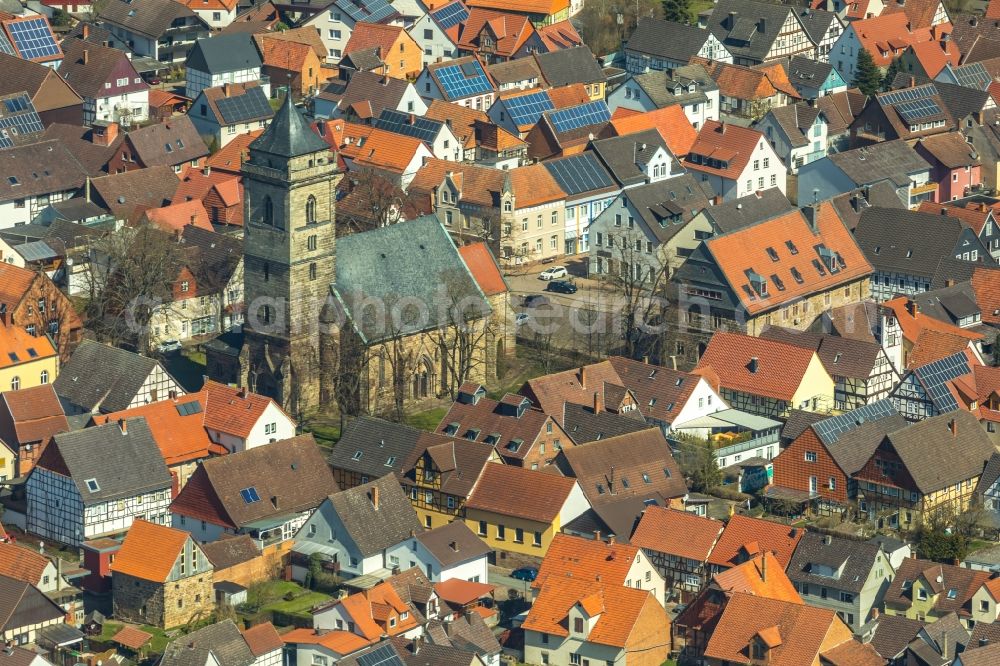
[0,325,57,393]
[463,464,590,559]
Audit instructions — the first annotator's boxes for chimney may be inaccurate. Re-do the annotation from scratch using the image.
[871,608,879,620]
[223,83,232,97]
[82,23,89,39]
[748,357,759,374]
[409,113,416,125]
[580,365,587,389]
[411,636,421,655]
[237,387,247,399]
[608,535,616,545]
[189,214,196,227]
[593,530,601,541]
[593,390,604,414]
[203,165,211,177]
[981,638,990,647]
[669,355,677,370]
[642,355,649,364]
[118,418,127,435]
[727,10,738,30]
[372,484,380,510]
[945,278,955,287]
[905,299,918,317]
[940,207,948,215]
[82,49,89,65]
[823,534,832,545]
[850,192,860,213]
[92,121,119,147]
[949,418,957,437]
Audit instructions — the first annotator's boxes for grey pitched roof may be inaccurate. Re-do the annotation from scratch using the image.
[934,79,991,122]
[829,181,906,232]
[701,187,794,233]
[932,255,1000,290]
[329,416,432,480]
[631,66,716,109]
[415,520,491,567]
[758,326,884,380]
[827,140,930,188]
[780,409,827,443]
[53,340,165,414]
[854,207,968,278]
[625,18,713,63]
[533,46,604,86]
[249,94,328,158]
[327,476,421,557]
[820,413,908,476]
[976,451,1000,498]
[44,417,171,504]
[795,7,837,45]
[707,0,796,62]
[186,34,262,75]
[427,610,501,656]
[562,401,653,444]
[332,216,488,343]
[787,56,834,94]
[0,574,64,632]
[887,411,995,495]
[786,531,883,594]
[869,614,925,660]
[0,141,88,204]
[389,635,480,666]
[763,103,821,148]
[907,612,969,664]
[99,0,206,39]
[320,71,412,119]
[126,114,208,168]
[590,128,669,187]
[614,174,714,243]
[160,620,254,666]
[341,46,383,72]
[199,535,259,570]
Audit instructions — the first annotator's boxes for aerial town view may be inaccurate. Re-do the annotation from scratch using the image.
[7,0,1000,662]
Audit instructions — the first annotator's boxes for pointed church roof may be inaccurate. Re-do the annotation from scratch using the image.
[250,94,329,158]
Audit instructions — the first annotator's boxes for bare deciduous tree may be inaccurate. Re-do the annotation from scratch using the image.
[337,169,421,234]
[604,228,672,361]
[430,269,496,400]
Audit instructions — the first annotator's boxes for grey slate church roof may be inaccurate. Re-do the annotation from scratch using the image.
[46,418,171,505]
[250,93,329,158]
[331,216,489,343]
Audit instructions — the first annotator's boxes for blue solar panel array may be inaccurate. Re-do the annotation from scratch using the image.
[374,108,442,143]
[544,152,615,195]
[435,59,493,100]
[431,0,469,30]
[951,62,991,90]
[0,93,45,150]
[355,644,404,666]
[504,89,554,128]
[239,487,261,504]
[896,98,943,123]
[7,18,61,61]
[215,86,273,124]
[812,399,899,446]
[0,32,14,57]
[547,100,611,133]
[880,83,937,106]
[335,0,397,24]
[913,351,971,413]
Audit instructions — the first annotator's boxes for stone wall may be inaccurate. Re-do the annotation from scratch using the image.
[113,572,214,629]
[162,574,215,628]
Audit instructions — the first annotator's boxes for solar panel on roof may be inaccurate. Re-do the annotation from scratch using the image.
[436,60,493,100]
[812,399,899,446]
[951,62,991,91]
[431,0,469,29]
[914,351,970,413]
[336,0,397,23]
[880,84,937,107]
[240,487,261,503]
[503,90,554,128]
[7,18,60,61]
[543,152,615,195]
[176,401,203,417]
[895,98,943,123]
[373,108,442,143]
[0,93,44,150]
[355,644,404,666]
[215,87,272,124]
[0,32,14,57]
[547,100,611,133]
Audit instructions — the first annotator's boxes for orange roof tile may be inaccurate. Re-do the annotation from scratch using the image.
[607,105,697,157]
[205,130,263,175]
[281,628,371,654]
[754,61,799,98]
[851,13,946,67]
[112,626,153,650]
[465,464,578,523]
[241,623,283,656]
[148,89,188,109]
[343,23,414,60]
[534,533,643,589]
[254,35,313,71]
[180,0,237,11]
[973,267,1000,326]
[907,328,977,369]
[424,100,489,150]
[544,83,591,110]
[458,242,507,296]
[457,9,536,58]
[91,393,222,466]
[907,39,960,77]
[434,578,496,605]
[507,163,565,207]
[704,592,852,666]
[684,121,767,179]
[351,127,427,173]
[143,200,213,233]
[202,380,286,439]
[466,0,568,17]
[0,263,35,311]
[0,542,50,584]
[702,204,871,315]
[0,325,56,370]
[696,332,819,402]
[110,519,190,583]
[332,581,418,640]
[711,553,802,603]
[707,515,804,569]
[522,578,657,648]
[989,0,1000,18]
[537,20,582,50]
[882,295,983,346]
[630,506,723,563]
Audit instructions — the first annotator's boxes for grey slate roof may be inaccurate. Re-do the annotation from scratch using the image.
[0,574,65,633]
[786,531,883,594]
[52,340,166,414]
[869,614,925,660]
[829,181,906,232]
[887,411,995,495]
[590,128,669,187]
[780,409,827,444]
[332,216,489,343]
[329,416,430,480]
[46,417,171,504]
[199,535,260,570]
[820,413,907,477]
[827,140,930,188]
[701,188,794,233]
[763,103,821,148]
[625,18,714,63]
[854,208,969,278]
[630,65,716,109]
[186,34,262,75]
[976,451,1000,498]
[562,401,653,444]
[795,8,838,46]
[415,520,491,567]
[99,0,206,39]
[249,94,328,158]
[787,56,834,94]
[328,475,421,557]
[533,46,604,86]
[160,620,254,666]
[707,0,796,62]
[613,173,714,243]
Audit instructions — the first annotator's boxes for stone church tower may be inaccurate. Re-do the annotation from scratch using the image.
[239,95,339,417]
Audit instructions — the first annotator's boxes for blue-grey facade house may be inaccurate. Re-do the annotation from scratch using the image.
[890,350,978,421]
[786,56,848,100]
[184,34,265,100]
[290,475,421,581]
[797,139,933,207]
[755,103,829,173]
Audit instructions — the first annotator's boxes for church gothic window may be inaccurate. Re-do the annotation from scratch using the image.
[306,195,317,224]
[262,196,273,225]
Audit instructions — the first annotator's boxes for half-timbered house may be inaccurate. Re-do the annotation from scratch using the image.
[706,0,815,66]
[26,418,173,546]
[890,350,978,421]
[630,506,724,603]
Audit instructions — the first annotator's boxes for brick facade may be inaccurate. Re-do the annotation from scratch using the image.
[6,271,83,365]
[113,571,214,628]
[771,429,849,506]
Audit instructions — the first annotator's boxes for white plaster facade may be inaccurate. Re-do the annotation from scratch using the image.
[384,536,489,583]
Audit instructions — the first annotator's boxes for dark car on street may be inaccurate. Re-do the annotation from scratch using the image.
[545,280,578,294]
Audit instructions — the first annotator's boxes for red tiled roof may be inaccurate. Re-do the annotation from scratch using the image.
[882,295,983,346]
[458,242,507,296]
[343,23,413,61]
[434,578,496,605]
[851,13,949,67]
[2,385,68,445]
[241,623,283,656]
[606,105,697,157]
[537,20,582,50]
[254,34,313,71]
[110,520,190,583]
[465,464,578,523]
[907,39,960,77]
[466,0,568,17]
[706,515,804,569]
[457,9,536,58]
[202,380,285,439]
[534,533,643,589]
[350,128,427,173]
[112,626,153,650]
[507,163,565,207]
[630,506,723,563]
[0,263,35,310]
[0,542,50,584]
[696,332,819,402]
[683,121,766,179]
[973,266,1000,326]
[143,200,213,233]
[282,628,370,654]
[907,328,977,369]
[205,130,263,175]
